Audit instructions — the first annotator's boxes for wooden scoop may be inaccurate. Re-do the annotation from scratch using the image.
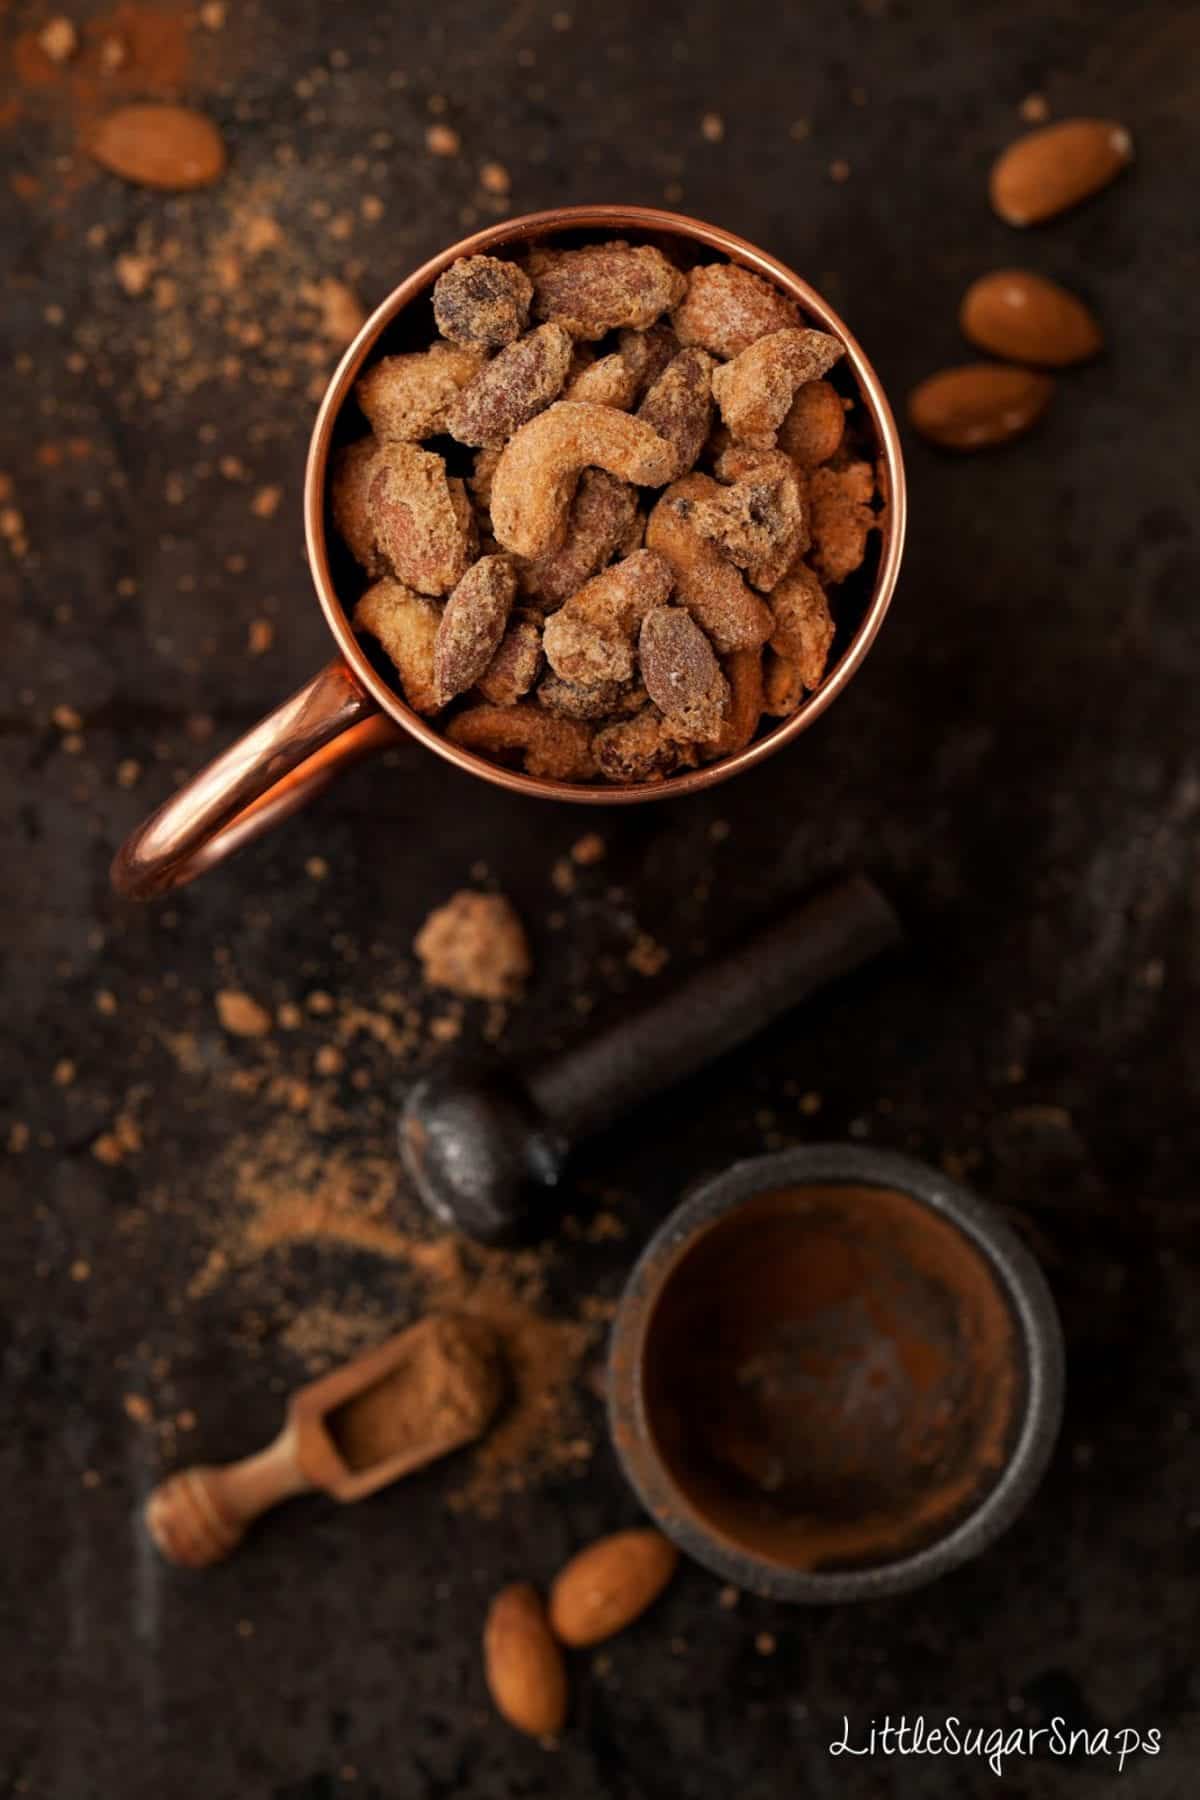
[145,1313,505,1566]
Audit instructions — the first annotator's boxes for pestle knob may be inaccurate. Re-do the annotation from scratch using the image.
[145,1427,311,1567]
[401,875,902,1245]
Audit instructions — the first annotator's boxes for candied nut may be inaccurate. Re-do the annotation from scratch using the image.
[477,613,544,705]
[639,605,729,744]
[645,475,773,653]
[519,469,640,610]
[618,321,680,396]
[537,672,648,720]
[807,460,876,584]
[433,255,533,349]
[564,351,640,409]
[682,449,807,592]
[593,710,693,784]
[707,648,764,757]
[330,437,383,574]
[712,329,845,449]
[447,704,596,781]
[542,550,673,687]
[490,402,679,558]
[354,578,442,714]
[636,348,715,476]
[415,890,531,1000]
[448,323,573,447]
[367,443,474,595]
[434,554,517,705]
[529,241,686,340]
[767,563,834,703]
[777,379,846,468]
[671,262,800,360]
[356,344,484,443]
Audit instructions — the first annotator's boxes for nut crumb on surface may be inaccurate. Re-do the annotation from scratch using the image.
[215,989,274,1037]
[426,123,461,157]
[38,18,78,62]
[415,890,531,1001]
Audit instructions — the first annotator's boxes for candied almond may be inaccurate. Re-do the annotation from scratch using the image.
[330,437,384,574]
[448,323,573,447]
[490,402,678,558]
[767,563,834,699]
[707,648,765,758]
[989,118,1132,227]
[907,364,1053,452]
[447,704,596,781]
[367,443,475,594]
[477,613,543,705]
[434,554,517,705]
[777,379,846,468]
[356,344,484,442]
[433,255,533,349]
[564,351,640,409]
[537,672,648,721]
[639,605,729,744]
[712,328,845,449]
[636,348,715,478]
[671,261,800,360]
[959,270,1101,367]
[645,475,773,653]
[681,450,807,592]
[807,460,877,582]
[617,322,680,396]
[518,469,639,610]
[529,241,686,340]
[354,578,442,715]
[593,710,693,784]
[542,549,674,687]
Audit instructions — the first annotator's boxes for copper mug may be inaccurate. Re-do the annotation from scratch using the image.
[112,205,907,900]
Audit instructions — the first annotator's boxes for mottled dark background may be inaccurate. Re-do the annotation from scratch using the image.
[2,1,1198,1796]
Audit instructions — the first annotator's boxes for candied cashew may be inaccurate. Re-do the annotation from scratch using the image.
[356,344,484,442]
[354,578,442,716]
[777,379,847,468]
[684,447,808,593]
[490,402,679,558]
[711,328,845,449]
[564,351,640,409]
[446,704,596,782]
[638,605,729,744]
[477,613,544,705]
[367,443,475,595]
[542,550,673,687]
[434,554,517,705]
[808,460,877,584]
[617,322,679,396]
[448,323,574,447]
[433,255,532,350]
[766,562,835,708]
[671,262,800,360]
[330,437,384,574]
[636,348,715,476]
[518,469,640,610]
[537,672,648,721]
[529,241,686,340]
[593,710,695,784]
[706,648,765,759]
[645,474,773,654]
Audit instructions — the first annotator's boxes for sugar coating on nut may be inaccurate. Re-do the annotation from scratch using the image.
[518,469,640,610]
[671,262,800,360]
[593,709,693,784]
[618,322,679,396]
[767,562,834,707]
[636,348,715,478]
[448,323,574,447]
[638,605,730,744]
[477,613,544,706]
[679,450,807,593]
[808,460,876,584]
[646,475,773,653]
[331,438,384,574]
[537,672,648,720]
[354,578,442,715]
[708,647,765,757]
[447,704,596,781]
[712,328,845,449]
[414,889,531,1001]
[433,255,533,350]
[542,550,674,687]
[777,379,846,468]
[356,345,484,443]
[490,402,679,558]
[434,554,517,706]
[367,443,475,595]
[529,242,687,340]
[564,351,640,409]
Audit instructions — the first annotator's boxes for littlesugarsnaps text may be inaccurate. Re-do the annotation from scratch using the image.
[829,1715,1162,1778]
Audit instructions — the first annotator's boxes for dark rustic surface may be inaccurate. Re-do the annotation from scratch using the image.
[2,1,1197,1796]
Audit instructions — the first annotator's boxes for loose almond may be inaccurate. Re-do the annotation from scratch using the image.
[88,104,227,191]
[548,1528,678,1647]
[908,363,1053,451]
[960,270,1102,367]
[483,1583,568,1738]
[989,118,1132,226]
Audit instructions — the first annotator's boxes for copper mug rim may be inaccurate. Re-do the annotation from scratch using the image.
[112,204,907,899]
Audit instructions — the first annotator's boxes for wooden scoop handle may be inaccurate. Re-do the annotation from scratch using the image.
[144,1423,312,1567]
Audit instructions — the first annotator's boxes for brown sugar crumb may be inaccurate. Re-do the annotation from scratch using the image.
[247,618,274,655]
[571,832,605,866]
[479,161,512,196]
[250,484,282,519]
[1020,93,1050,123]
[123,1393,152,1425]
[215,989,274,1038]
[628,932,669,976]
[414,890,531,1002]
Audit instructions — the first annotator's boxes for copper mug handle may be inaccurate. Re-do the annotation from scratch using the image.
[110,659,402,899]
